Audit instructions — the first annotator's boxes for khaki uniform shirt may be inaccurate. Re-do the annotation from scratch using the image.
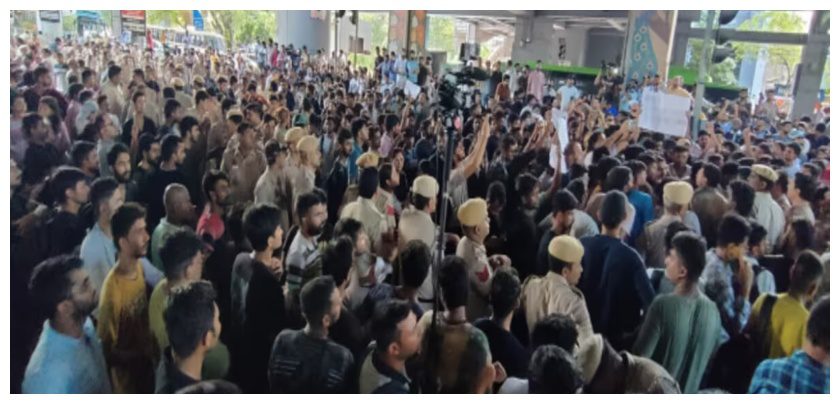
[341,197,388,250]
[522,272,594,344]
[221,145,268,204]
[456,237,493,321]
[638,214,682,269]
[398,206,436,250]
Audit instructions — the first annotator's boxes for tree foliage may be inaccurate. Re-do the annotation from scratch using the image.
[146,10,190,29]
[685,11,808,87]
[427,16,458,62]
[147,10,274,48]
[732,11,806,86]
[360,12,388,51]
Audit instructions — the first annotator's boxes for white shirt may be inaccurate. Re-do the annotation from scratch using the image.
[752,191,785,247]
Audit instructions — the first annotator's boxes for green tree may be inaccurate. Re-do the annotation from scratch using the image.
[427,16,457,62]
[146,10,189,29]
[733,11,806,87]
[205,11,274,48]
[685,11,807,87]
[62,14,77,35]
[360,12,387,51]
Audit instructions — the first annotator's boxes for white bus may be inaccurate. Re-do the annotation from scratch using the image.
[146,25,226,53]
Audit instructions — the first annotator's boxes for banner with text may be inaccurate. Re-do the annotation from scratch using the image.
[639,89,691,137]
[120,10,146,38]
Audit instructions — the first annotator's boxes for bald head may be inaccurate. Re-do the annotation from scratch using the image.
[163,183,193,224]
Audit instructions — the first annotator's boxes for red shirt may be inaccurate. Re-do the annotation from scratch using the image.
[197,207,225,242]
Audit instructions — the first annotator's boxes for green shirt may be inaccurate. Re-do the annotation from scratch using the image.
[633,292,721,393]
[148,279,231,380]
[150,218,186,271]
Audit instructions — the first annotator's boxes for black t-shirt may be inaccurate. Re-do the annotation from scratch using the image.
[121,117,158,146]
[268,329,355,393]
[474,318,529,378]
[417,64,429,85]
[142,167,187,231]
[504,207,538,280]
[329,306,367,360]
[47,210,86,257]
[243,259,286,393]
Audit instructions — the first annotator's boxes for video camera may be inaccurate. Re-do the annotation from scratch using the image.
[438,65,490,110]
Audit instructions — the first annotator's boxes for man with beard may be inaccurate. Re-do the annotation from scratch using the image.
[197,170,232,244]
[79,178,162,294]
[70,141,100,180]
[121,92,157,154]
[45,167,90,256]
[221,123,267,205]
[142,134,187,231]
[107,143,139,202]
[133,133,160,190]
[150,184,196,271]
[285,191,329,326]
[97,203,157,393]
[536,190,578,278]
[326,129,354,224]
[23,255,111,393]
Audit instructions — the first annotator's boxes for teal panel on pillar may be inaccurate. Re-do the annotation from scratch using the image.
[623,11,677,84]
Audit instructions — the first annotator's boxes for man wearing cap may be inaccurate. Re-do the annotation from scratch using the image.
[456,198,509,321]
[535,190,578,278]
[292,135,321,207]
[576,334,680,393]
[221,123,267,205]
[522,235,594,344]
[208,108,242,161]
[749,164,785,247]
[341,167,388,251]
[399,175,439,250]
[637,181,697,268]
[172,77,195,111]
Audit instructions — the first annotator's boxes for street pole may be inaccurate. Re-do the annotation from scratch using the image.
[354,14,359,66]
[692,10,716,138]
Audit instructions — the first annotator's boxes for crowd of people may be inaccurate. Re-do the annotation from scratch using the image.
[10,31,830,394]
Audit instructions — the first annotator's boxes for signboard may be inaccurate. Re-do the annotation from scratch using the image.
[639,88,692,137]
[192,10,204,31]
[120,10,146,37]
[39,11,61,22]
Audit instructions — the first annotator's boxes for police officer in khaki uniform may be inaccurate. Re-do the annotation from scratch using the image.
[399,175,438,250]
[292,135,320,207]
[637,181,694,268]
[521,235,594,344]
[340,167,388,250]
[342,151,379,209]
[456,198,512,321]
[399,175,440,312]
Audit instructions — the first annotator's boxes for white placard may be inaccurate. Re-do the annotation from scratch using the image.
[404,80,421,100]
[640,89,692,137]
[550,109,570,173]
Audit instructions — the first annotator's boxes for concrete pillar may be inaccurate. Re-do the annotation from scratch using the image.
[622,10,677,83]
[275,11,330,52]
[387,11,427,55]
[670,12,695,66]
[792,11,829,119]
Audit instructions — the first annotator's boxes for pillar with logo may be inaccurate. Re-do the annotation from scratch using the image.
[622,11,677,83]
